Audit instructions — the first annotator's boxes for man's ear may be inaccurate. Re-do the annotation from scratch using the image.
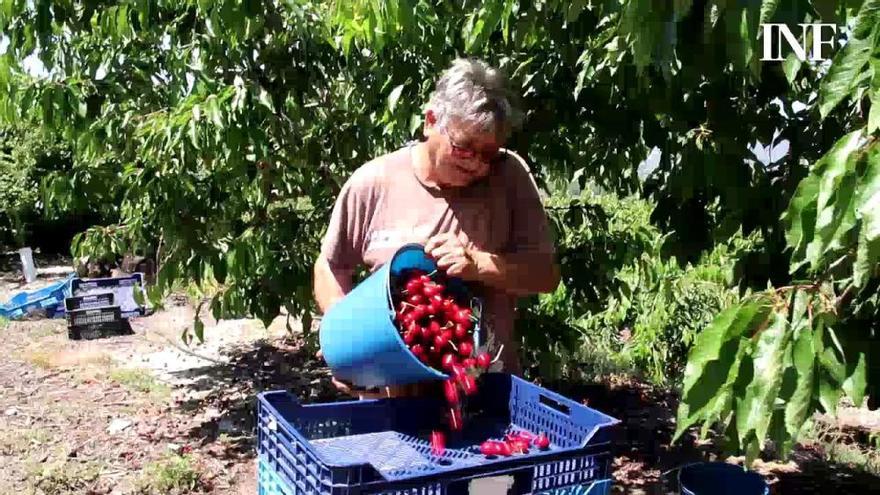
[423,109,437,135]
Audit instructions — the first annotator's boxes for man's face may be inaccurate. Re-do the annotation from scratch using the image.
[425,114,504,187]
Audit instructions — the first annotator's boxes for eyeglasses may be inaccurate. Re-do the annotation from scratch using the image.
[444,130,506,165]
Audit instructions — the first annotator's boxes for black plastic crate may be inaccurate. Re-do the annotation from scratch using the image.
[64,293,114,312]
[70,273,147,318]
[67,305,120,328]
[68,320,133,340]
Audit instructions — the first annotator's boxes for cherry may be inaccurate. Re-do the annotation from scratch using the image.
[448,407,463,431]
[462,357,476,369]
[451,364,467,378]
[410,305,427,321]
[427,300,442,315]
[475,352,492,370]
[403,329,418,345]
[480,441,501,456]
[430,430,446,456]
[434,333,450,350]
[441,353,457,371]
[443,379,459,405]
[458,341,473,358]
[460,374,477,395]
[441,329,453,341]
[411,344,425,358]
[453,323,469,340]
[511,438,530,454]
[428,320,442,337]
[430,294,444,306]
[497,442,512,456]
[405,279,423,294]
[407,293,425,305]
[453,308,472,325]
[533,434,550,450]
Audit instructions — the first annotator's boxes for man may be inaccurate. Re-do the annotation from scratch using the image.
[313,58,560,397]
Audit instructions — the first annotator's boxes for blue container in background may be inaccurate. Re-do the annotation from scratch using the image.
[678,462,768,495]
[319,243,480,389]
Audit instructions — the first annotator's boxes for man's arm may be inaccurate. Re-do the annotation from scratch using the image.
[313,253,354,314]
[469,249,560,296]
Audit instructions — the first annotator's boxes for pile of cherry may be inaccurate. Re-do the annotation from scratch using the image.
[392,269,551,458]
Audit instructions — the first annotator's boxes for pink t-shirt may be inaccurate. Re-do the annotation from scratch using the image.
[320,144,555,350]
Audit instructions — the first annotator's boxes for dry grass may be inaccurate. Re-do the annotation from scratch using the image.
[22,346,113,370]
[108,367,171,403]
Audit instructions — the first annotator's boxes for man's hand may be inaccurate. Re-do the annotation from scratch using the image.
[424,233,479,280]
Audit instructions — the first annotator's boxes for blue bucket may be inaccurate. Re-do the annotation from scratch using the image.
[678,462,768,495]
[319,244,481,389]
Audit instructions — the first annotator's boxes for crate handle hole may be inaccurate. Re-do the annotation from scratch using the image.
[539,394,570,416]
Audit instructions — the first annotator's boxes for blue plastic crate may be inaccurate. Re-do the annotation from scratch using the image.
[70,273,147,318]
[0,274,74,320]
[256,373,619,495]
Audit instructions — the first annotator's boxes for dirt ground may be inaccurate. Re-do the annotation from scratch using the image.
[1,255,878,494]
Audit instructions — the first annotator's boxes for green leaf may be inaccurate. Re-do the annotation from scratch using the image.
[784,312,815,439]
[387,84,404,113]
[193,316,205,343]
[674,299,772,440]
[818,30,875,119]
[759,0,780,23]
[258,87,274,112]
[852,0,880,39]
[735,311,790,450]
[842,352,867,405]
[854,144,880,287]
[783,169,821,272]
[782,52,802,85]
[803,130,864,269]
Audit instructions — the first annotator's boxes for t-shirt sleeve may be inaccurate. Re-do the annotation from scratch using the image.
[319,168,374,270]
[504,152,555,255]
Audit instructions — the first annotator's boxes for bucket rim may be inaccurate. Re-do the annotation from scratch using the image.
[676,461,768,495]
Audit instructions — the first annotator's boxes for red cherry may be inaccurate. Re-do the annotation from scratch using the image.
[448,406,463,431]
[444,379,459,405]
[431,294,444,305]
[480,441,501,456]
[434,333,450,350]
[441,353,457,371]
[428,300,442,315]
[441,329,453,341]
[509,438,530,454]
[451,364,467,378]
[462,357,476,369]
[533,434,550,450]
[410,305,426,321]
[411,344,425,358]
[431,430,446,456]
[428,320,442,336]
[458,341,473,358]
[453,323,468,340]
[442,298,454,310]
[497,442,512,456]
[454,309,472,325]
[407,294,425,305]
[460,374,477,395]
[403,330,418,345]
[405,279,423,294]
[476,352,492,369]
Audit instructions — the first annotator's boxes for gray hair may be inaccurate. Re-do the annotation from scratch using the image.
[426,58,521,140]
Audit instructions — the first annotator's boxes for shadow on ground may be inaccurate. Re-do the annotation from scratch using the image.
[167,335,345,459]
[547,379,880,494]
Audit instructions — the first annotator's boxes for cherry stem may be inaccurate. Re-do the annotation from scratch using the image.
[449,341,459,351]
[427,269,438,277]
[402,302,416,308]
[492,344,505,364]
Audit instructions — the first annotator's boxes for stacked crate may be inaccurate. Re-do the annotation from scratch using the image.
[65,273,147,340]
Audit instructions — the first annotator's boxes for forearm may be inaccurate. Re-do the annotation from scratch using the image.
[469,249,560,296]
[313,254,353,314]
